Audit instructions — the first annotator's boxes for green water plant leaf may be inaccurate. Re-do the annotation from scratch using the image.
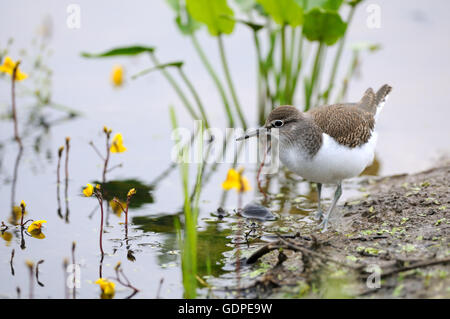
[234,0,257,12]
[302,8,347,45]
[89,179,154,208]
[166,0,202,35]
[132,61,184,79]
[256,0,304,26]
[81,45,155,58]
[299,0,343,11]
[186,0,235,36]
[221,15,264,32]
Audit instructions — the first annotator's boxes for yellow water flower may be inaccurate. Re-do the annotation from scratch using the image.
[1,232,13,246]
[127,188,136,197]
[110,199,124,217]
[95,278,115,299]
[27,220,47,239]
[110,64,124,87]
[103,126,112,134]
[10,206,27,225]
[110,133,127,153]
[222,168,251,192]
[27,220,47,233]
[83,183,94,197]
[0,56,28,81]
[20,200,26,209]
[95,184,101,190]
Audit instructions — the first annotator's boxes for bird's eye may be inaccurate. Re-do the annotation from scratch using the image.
[273,120,284,128]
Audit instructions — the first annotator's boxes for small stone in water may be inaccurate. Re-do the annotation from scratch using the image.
[241,203,275,221]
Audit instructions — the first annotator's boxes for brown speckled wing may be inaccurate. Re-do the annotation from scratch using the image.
[308,104,375,148]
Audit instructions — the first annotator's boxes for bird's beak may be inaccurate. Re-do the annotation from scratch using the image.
[236,127,268,141]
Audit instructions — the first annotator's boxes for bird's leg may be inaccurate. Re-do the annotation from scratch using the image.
[314,183,323,220]
[318,183,342,233]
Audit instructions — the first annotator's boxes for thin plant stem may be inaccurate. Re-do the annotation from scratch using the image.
[64,137,70,222]
[291,34,306,101]
[97,195,105,256]
[323,5,357,104]
[27,262,33,299]
[71,242,76,299]
[149,53,200,120]
[89,141,105,161]
[253,30,272,125]
[285,27,296,104]
[177,67,210,128]
[218,34,247,129]
[280,24,290,104]
[11,63,22,148]
[102,132,111,184]
[20,203,25,227]
[191,33,235,127]
[63,259,69,299]
[305,42,324,111]
[10,65,24,213]
[125,197,129,226]
[11,147,23,215]
[56,147,63,218]
[336,52,359,102]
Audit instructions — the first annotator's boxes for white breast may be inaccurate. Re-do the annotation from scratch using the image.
[280,133,377,184]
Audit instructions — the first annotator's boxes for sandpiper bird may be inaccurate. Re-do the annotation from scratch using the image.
[237,84,392,232]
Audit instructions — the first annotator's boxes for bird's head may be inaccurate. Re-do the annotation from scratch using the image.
[236,105,303,141]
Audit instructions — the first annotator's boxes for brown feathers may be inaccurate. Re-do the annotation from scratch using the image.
[308,104,375,148]
[265,84,392,150]
[359,88,376,114]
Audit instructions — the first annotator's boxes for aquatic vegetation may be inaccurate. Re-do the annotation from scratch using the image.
[110,64,124,87]
[222,168,251,193]
[112,262,139,298]
[112,187,137,225]
[170,106,203,298]
[95,278,116,299]
[82,0,375,127]
[222,167,251,209]
[110,133,127,153]
[27,220,47,239]
[89,126,126,184]
[83,183,105,255]
[0,56,28,81]
[83,183,94,197]
[19,201,26,226]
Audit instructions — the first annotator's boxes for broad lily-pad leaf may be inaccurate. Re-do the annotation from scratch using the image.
[186,0,235,36]
[132,61,184,79]
[302,8,347,45]
[81,45,155,58]
[166,0,202,35]
[298,0,343,11]
[257,0,304,26]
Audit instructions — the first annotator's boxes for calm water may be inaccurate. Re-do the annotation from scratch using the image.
[1,1,449,298]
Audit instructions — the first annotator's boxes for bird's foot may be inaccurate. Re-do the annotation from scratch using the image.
[313,209,324,221]
[316,217,330,233]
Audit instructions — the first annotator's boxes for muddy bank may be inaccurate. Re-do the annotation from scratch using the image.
[239,164,450,298]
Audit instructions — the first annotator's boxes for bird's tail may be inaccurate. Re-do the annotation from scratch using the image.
[358,84,392,120]
[374,84,392,120]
